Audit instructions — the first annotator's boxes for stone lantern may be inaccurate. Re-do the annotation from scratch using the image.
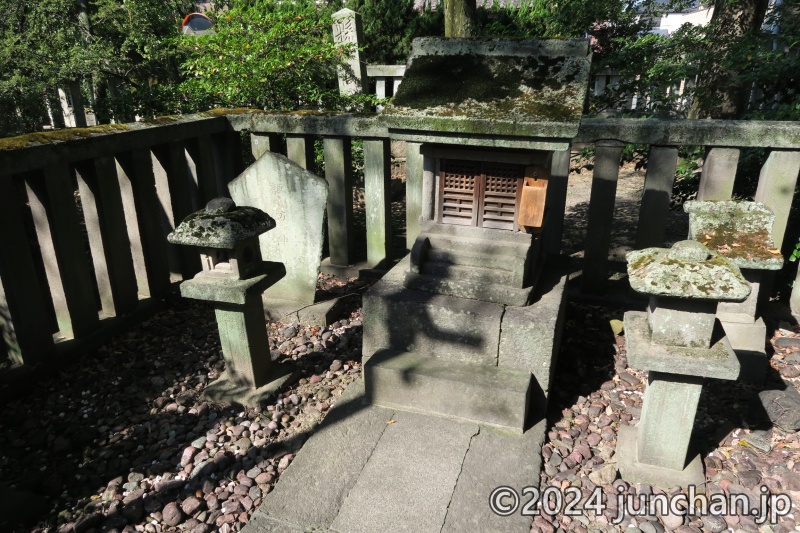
[684,200,783,382]
[619,240,750,488]
[168,197,294,406]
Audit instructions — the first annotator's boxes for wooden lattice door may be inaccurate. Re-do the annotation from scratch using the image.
[438,159,524,231]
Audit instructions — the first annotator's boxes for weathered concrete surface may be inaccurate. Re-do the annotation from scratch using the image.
[696,148,739,201]
[442,421,546,533]
[330,411,479,533]
[179,262,285,305]
[617,425,705,490]
[382,38,591,141]
[647,297,717,348]
[362,274,504,365]
[243,382,549,533]
[263,296,351,327]
[717,270,762,324]
[637,372,703,471]
[404,272,534,306]
[721,316,767,353]
[624,311,740,380]
[684,201,782,271]
[365,349,532,432]
[229,151,328,306]
[626,241,750,301]
[168,202,275,249]
[498,268,568,403]
[332,9,367,96]
[257,381,389,530]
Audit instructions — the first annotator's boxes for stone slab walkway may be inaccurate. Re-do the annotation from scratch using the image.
[243,380,546,533]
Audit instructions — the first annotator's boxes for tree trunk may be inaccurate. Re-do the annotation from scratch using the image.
[444,0,476,38]
[688,0,769,119]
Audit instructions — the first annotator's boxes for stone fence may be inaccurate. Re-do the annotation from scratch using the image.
[1,111,799,372]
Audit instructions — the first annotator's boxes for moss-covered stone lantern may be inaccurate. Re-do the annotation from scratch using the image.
[168,198,294,406]
[618,240,750,489]
[684,200,783,382]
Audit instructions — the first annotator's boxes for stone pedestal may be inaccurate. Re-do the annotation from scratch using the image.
[717,270,769,382]
[180,262,298,406]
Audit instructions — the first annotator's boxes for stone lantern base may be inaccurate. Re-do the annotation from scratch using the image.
[617,425,705,489]
[180,262,299,407]
[619,311,741,489]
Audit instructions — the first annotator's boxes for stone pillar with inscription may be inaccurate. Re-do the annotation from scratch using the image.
[332,8,367,96]
[229,151,329,315]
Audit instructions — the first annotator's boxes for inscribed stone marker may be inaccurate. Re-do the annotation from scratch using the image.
[228,152,328,305]
[332,9,367,96]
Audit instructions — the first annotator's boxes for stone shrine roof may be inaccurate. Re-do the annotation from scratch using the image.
[683,200,783,270]
[168,198,275,249]
[626,240,750,301]
[380,38,591,142]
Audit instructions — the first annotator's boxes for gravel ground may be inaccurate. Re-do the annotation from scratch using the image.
[0,275,369,533]
[3,289,798,533]
[538,305,800,533]
[2,158,798,533]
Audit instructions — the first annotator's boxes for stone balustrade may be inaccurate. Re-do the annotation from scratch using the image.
[1,110,800,377]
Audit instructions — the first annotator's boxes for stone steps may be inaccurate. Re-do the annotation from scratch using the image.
[420,261,515,286]
[364,349,533,433]
[421,219,533,244]
[404,271,533,306]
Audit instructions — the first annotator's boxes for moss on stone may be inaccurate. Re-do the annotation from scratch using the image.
[626,241,750,300]
[389,53,582,124]
[143,115,180,125]
[169,206,275,248]
[0,123,129,151]
[684,200,783,270]
[199,108,266,117]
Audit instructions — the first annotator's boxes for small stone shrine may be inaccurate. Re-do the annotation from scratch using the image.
[168,198,295,406]
[620,240,750,488]
[362,38,592,432]
[684,200,783,381]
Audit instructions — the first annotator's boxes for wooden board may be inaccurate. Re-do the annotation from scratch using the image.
[517,166,549,229]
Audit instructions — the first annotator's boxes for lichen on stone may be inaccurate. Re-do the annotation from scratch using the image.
[684,200,783,270]
[168,205,275,248]
[382,37,591,137]
[626,240,750,301]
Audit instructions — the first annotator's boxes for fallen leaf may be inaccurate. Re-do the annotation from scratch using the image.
[386,419,397,425]
[609,319,624,336]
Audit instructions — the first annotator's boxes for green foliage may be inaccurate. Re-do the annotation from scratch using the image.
[341,0,418,64]
[178,0,367,111]
[0,0,82,135]
[592,0,800,119]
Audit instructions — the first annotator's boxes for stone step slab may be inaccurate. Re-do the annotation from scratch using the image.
[421,261,515,286]
[421,219,533,245]
[330,410,479,533]
[254,382,390,530]
[404,271,533,306]
[364,349,533,432]
[443,421,546,533]
[362,276,504,365]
